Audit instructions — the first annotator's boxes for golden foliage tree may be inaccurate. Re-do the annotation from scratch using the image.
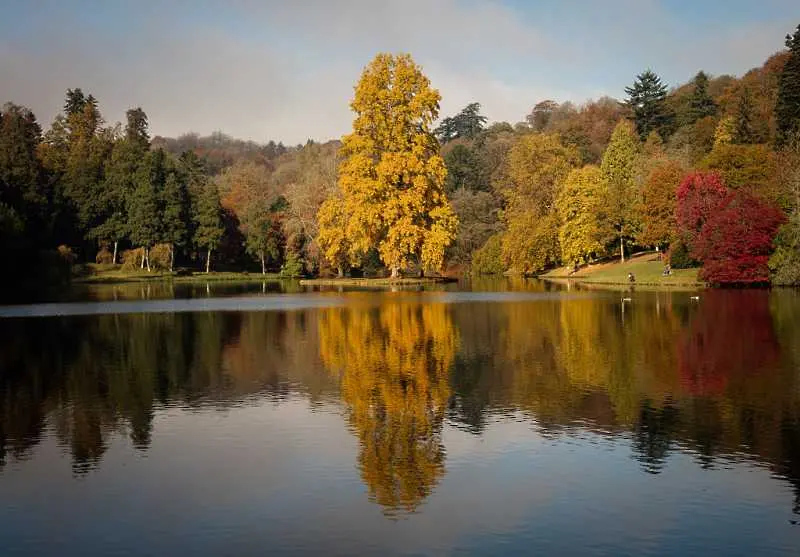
[319,53,458,277]
[318,302,457,514]
[556,165,608,266]
[601,120,640,262]
[502,134,579,273]
[638,159,685,248]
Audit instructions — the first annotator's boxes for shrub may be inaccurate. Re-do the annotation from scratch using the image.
[471,234,505,275]
[668,239,696,269]
[121,247,145,271]
[95,243,114,264]
[769,212,800,285]
[280,252,304,278]
[57,245,77,264]
[149,244,172,271]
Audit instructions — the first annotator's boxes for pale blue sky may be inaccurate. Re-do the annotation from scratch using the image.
[1,0,798,142]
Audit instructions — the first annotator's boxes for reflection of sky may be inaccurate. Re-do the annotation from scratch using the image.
[0,400,795,556]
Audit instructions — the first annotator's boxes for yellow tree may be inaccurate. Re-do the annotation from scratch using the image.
[637,159,685,249]
[556,165,607,267]
[320,53,458,277]
[601,120,640,262]
[502,134,579,274]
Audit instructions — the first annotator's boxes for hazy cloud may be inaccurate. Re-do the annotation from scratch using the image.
[0,0,797,143]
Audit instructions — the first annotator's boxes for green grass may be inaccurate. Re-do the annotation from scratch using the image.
[541,253,702,287]
[73,264,285,284]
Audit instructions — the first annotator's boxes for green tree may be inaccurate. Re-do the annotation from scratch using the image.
[435,102,487,143]
[601,121,640,262]
[160,167,189,272]
[443,144,484,193]
[128,150,167,270]
[624,70,673,140]
[194,182,224,273]
[734,87,757,144]
[687,71,717,124]
[776,24,800,146]
[321,53,458,277]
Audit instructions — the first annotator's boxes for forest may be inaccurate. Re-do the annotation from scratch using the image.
[2,23,800,288]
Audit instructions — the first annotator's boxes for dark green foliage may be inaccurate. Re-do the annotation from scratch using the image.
[280,251,304,277]
[669,239,696,269]
[127,150,163,253]
[435,103,488,143]
[734,87,757,144]
[444,144,485,193]
[624,70,674,140]
[125,108,150,149]
[770,212,800,285]
[687,71,717,124]
[777,24,800,146]
[193,182,223,254]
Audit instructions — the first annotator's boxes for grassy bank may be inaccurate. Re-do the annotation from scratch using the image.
[540,253,703,287]
[74,264,285,284]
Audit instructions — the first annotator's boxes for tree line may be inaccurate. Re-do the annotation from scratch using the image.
[2,23,800,286]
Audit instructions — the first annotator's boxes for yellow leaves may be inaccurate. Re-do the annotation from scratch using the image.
[556,165,607,265]
[318,53,457,274]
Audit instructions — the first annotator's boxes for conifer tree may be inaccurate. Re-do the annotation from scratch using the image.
[194,182,223,273]
[624,70,673,140]
[687,71,717,124]
[777,24,800,146]
[735,87,757,144]
[160,167,189,272]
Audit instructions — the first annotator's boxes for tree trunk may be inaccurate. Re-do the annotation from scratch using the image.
[112,241,118,265]
[260,251,265,275]
[337,265,344,278]
[620,236,625,263]
[140,249,145,269]
[390,266,400,279]
[169,243,174,273]
[145,247,151,272]
[206,248,212,274]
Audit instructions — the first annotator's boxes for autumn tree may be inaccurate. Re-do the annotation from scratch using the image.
[601,121,640,262]
[776,24,800,146]
[675,171,728,251]
[637,159,684,249]
[701,143,778,200]
[556,165,607,266]
[624,70,674,140]
[319,53,458,277]
[502,133,579,273]
[692,191,785,284]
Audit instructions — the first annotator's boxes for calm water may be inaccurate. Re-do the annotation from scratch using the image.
[1,281,799,555]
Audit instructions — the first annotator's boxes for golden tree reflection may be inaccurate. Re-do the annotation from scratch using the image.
[319,301,457,515]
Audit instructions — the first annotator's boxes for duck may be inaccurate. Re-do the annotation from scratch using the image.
[690,296,700,301]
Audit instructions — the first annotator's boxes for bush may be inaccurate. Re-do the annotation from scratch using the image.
[95,243,114,264]
[149,244,172,271]
[769,213,800,286]
[668,240,696,269]
[280,252,304,278]
[471,234,505,275]
[57,245,77,265]
[121,247,145,271]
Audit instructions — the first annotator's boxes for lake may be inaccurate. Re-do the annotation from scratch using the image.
[1,280,799,555]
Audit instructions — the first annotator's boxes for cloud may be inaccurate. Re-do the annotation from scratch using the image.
[0,0,795,143]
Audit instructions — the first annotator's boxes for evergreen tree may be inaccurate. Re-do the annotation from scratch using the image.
[624,70,673,140]
[735,87,757,144]
[128,150,166,270]
[193,182,223,273]
[777,24,800,146]
[160,166,189,272]
[444,144,485,193]
[435,102,487,143]
[687,71,717,123]
[125,107,150,149]
[63,88,86,116]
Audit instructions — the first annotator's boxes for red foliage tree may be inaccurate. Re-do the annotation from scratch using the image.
[675,171,728,251]
[692,191,786,284]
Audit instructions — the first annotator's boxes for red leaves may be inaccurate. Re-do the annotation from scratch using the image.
[675,171,785,285]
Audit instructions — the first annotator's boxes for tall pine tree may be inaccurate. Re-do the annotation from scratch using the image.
[687,71,717,124]
[624,70,673,140]
[777,24,800,146]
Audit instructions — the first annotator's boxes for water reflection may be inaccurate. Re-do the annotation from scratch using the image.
[319,302,456,515]
[1,287,799,519]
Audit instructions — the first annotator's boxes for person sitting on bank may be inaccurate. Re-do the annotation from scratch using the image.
[628,272,636,283]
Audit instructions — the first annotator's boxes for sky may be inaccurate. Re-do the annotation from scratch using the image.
[1,0,798,144]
